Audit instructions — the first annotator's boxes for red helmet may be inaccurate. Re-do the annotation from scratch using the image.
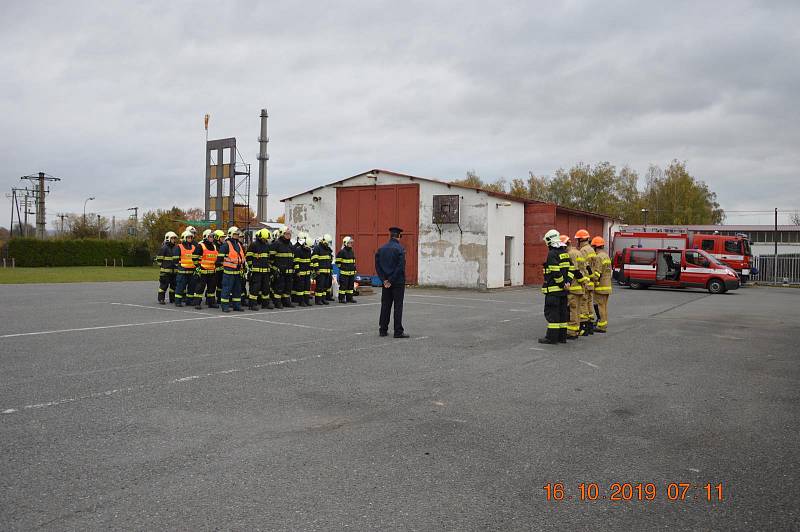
[574,229,590,240]
[559,235,570,244]
[591,236,605,247]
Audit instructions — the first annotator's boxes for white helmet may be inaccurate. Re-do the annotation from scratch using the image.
[186,225,197,235]
[202,229,213,239]
[343,236,353,246]
[181,230,194,240]
[322,233,332,244]
[543,229,560,247]
[164,231,178,241]
[298,231,308,245]
[227,226,240,237]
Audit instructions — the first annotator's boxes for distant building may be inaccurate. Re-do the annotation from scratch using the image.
[282,169,613,288]
[616,224,800,255]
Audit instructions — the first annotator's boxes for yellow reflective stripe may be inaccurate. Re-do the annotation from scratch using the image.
[541,286,564,293]
[595,286,612,292]
[337,258,355,263]
[601,259,612,265]
[569,285,584,292]
[575,257,586,262]
[275,252,294,258]
[547,323,560,329]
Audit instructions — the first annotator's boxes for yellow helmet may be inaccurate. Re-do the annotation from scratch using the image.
[227,226,240,237]
[258,228,271,240]
[213,229,225,239]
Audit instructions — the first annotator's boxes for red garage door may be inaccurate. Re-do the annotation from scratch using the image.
[336,184,419,284]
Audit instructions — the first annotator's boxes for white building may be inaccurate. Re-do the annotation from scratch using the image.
[282,169,611,289]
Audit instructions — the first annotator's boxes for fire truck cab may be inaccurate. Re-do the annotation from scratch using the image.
[621,247,740,294]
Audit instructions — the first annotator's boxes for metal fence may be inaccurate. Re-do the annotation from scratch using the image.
[750,255,800,284]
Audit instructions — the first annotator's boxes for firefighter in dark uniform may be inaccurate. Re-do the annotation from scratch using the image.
[216,226,246,312]
[311,234,334,305]
[375,227,408,338]
[246,228,273,310]
[539,229,569,344]
[194,229,219,309]
[292,232,313,306]
[336,236,358,303]
[173,230,200,307]
[156,231,178,304]
[270,227,296,308]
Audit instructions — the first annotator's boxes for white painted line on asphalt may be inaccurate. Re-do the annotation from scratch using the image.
[2,338,432,415]
[407,294,519,304]
[407,301,479,309]
[227,314,336,331]
[579,360,599,369]
[412,336,430,341]
[0,315,225,339]
[529,347,546,351]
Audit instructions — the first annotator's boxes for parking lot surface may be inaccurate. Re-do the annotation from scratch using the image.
[1,282,798,530]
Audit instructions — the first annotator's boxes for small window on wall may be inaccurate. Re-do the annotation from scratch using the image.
[701,239,714,251]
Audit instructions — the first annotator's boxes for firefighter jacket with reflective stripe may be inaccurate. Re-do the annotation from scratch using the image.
[336,246,356,276]
[579,243,596,290]
[175,242,199,272]
[217,240,245,273]
[157,242,177,273]
[293,243,312,276]
[311,243,333,274]
[594,249,613,293]
[270,237,295,274]
[541,246,567,295]
[567,246,586,294]
[198,240,218,273]
[246,239,271,273]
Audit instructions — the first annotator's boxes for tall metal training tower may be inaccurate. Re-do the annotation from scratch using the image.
[256,109,269,222]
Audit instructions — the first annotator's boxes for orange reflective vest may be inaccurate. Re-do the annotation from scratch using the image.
[199,241,218,272]
[222,242,244,271]
[178,243,196,270]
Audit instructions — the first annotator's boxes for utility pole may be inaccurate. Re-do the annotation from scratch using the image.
[21,172,60,239]
[774,208,778,283]
[97,214,102,239]
[57,213,68,235]
[112,215,116,238]
[127,206,138,237]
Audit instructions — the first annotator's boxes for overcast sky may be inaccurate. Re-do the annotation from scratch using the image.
[1,0,798,229]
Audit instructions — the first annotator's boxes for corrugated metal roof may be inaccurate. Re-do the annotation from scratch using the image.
[280,168,614,220]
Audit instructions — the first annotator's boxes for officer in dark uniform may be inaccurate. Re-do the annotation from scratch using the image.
[375,227,409,338]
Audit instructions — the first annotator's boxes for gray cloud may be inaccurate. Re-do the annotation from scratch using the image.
[1,0,799,228]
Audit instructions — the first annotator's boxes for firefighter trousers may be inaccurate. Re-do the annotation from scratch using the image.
[594,292,609,331]
[292,274,311,302]
[220,272,243,310]
[581,289,594,323]
[543,294,568,342]
[158,273,176,302]
[194,273,217,305]
[273,269,294,302]
[338,274,355,301]
[567,293,582,337]
[175,272,197,305]
[315,273,331,299]
[248,272,271,306]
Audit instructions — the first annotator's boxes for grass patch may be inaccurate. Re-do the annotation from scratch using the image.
[0,266,160,284]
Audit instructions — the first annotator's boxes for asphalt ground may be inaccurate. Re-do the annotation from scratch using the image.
[0,281,798,531]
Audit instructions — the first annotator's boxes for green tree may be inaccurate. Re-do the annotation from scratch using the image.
[141,207,184,254]
[451,170,485,189]
[643,160,724,224]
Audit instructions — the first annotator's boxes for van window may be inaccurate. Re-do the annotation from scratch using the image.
[701,239,714,251]
[686,250,706,267]
[724,240,741,254]
[629,250,656,265]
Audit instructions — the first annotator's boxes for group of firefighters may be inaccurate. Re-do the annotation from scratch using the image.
[155,225,358,313]
[539,228,612,344]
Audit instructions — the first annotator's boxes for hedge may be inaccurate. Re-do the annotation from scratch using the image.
[6,238,152,267]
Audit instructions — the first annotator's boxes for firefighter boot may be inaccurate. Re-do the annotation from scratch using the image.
[338,295,346,304]
[538,329,559,345]
[207,297,219,309]
[262,298,274,310]
[315,296,323,305]
[305,295,313,306]
[274,298,283,309]
[194,300,202,310]
[175,299,184,307]
[321,297,330,305]
[586,321,595,335]
[347,295,357,303]
[559,328,567,343]
[283,297,294,308]
[249,299,260,311]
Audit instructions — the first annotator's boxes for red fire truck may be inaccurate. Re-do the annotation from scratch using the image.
[611,229,753,281]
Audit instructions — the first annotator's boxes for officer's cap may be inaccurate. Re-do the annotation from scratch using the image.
[389,226,403,236]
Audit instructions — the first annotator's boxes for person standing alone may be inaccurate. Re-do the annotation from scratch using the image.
[375,227,408,338]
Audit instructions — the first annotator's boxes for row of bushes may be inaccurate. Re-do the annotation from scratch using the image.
[6,238,152,267]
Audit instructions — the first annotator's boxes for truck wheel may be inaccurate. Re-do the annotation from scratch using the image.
[707,279,724,294]
[629,281,645,290]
